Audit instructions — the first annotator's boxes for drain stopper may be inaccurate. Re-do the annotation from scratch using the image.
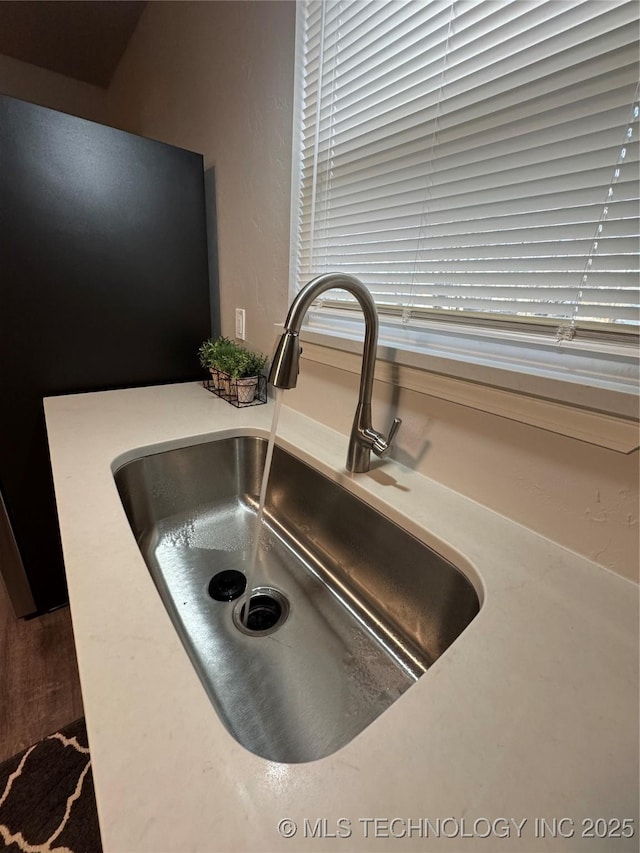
[240,594,282,632]
[233,587,290,636]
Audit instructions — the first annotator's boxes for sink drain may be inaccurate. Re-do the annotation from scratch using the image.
[233,587,289,636]
[208,569,247,602]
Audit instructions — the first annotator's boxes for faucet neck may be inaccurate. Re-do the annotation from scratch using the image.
[271,272,400,473]
[282,273,378,408]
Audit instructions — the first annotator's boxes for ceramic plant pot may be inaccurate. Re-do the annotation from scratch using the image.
[236,376,259,404]
[209,367,221,390]
[218,371,233,396]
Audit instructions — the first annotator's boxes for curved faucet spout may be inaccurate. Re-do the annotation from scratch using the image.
[269,273,401,473]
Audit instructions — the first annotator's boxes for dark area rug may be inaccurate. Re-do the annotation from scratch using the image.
[0,718,102,853]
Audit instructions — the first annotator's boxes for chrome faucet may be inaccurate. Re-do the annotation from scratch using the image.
[269,273,401,473]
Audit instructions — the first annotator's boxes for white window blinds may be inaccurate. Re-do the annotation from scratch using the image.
[293,0,640,338]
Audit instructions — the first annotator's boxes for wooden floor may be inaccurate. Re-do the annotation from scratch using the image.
[0,576,84,763]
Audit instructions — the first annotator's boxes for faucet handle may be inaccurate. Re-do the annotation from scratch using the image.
[372,417,402,458]
[387,416,402,445]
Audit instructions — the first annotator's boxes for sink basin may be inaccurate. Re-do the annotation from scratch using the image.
[114,435,480,763]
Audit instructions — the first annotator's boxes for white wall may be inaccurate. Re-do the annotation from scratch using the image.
[103,0,638,582]
[107,0,294,359]
[0,52,108,123]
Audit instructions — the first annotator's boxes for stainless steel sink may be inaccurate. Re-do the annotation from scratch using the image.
[114,435,480,763]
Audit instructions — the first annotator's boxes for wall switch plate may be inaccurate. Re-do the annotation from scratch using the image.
[235,308,246,340]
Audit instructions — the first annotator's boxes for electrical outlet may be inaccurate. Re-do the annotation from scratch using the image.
[235,308,246,340]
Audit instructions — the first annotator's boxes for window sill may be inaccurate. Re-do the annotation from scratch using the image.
[298,310,639,454]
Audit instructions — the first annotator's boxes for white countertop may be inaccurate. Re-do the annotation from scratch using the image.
[45,382,639,853]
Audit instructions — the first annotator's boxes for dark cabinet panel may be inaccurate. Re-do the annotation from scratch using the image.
[0,95,211,613]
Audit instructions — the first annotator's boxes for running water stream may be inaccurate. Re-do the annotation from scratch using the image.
[243,388,284,625]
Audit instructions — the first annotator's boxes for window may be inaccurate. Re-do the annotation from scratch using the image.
[291,0,639,355]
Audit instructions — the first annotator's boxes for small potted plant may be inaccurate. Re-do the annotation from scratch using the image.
[229,348,268,403]
[198,336,237,391]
